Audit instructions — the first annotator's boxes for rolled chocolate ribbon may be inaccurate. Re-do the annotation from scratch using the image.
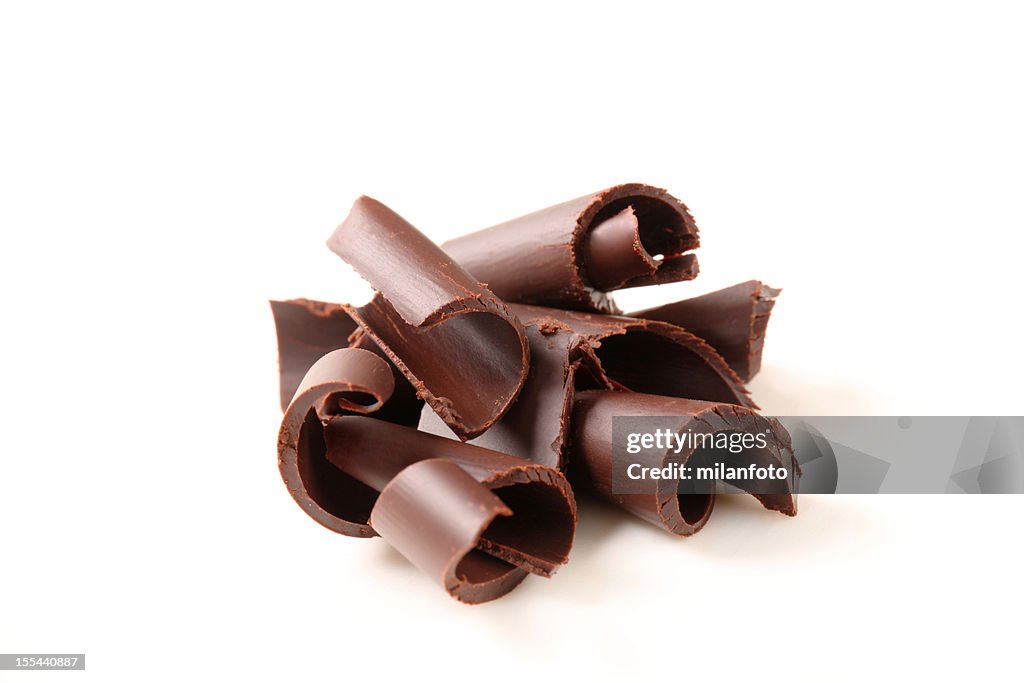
[442,183,700,312]
[270,298,427,426]
[327,196,530,440]
[270,298,358,411]
[570,390,799,536]
[419,321,579,469]
[277,347,397,537]
[370,459,523,603]
[325,415,577,604]
[630,281,781,382]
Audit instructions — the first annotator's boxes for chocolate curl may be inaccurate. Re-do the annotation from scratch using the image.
[512,304,756,409]
[370,460,519,604]
[270,298,358,411]
[418,323,578,470]
[631,281,781,382]
[571,391,799,536]
[442,183,699,312]
[277,348,396,537]
[325,416,577,604]
[270,297,425,426]
[327,196,530,440]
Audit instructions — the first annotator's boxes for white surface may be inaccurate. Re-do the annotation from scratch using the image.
[1,2,1022,681]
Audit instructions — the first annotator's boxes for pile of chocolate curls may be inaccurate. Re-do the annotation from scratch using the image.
[273,183,798,604]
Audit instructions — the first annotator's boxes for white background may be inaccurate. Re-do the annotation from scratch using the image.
[2,2,1022,681]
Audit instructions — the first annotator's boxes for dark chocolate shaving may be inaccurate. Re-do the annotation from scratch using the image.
[344,328,426,427]
[270,298,358,411]
[271,298,424,426]
[369,459,521,603]
[326,196,530,440]
[277,348,396,537]
[418,323,578,469]
[442,183,700,312]
[325,415,577,604]
[630,280,781,382]
[570,390,798,536]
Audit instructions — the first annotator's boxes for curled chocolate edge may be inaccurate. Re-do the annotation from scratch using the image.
[442,183,700,312]
[630,280,781,382]
[512,304,756,410]
[326,196,530,440]
[571,390,799,536]
[270,298,424,426]
[418,321,579,470]
[277,348,397,537]
[270,298,359,411]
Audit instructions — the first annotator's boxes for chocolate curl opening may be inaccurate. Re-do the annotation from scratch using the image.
[570,391,799,537]
[325,416,576,587]
[511,304,755,410]
[630,280,781,382]
[327,197,530,440]
[277,348,396,537]
[583,206,658,290]
[583,193,699,291]
[591,327,753,406]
